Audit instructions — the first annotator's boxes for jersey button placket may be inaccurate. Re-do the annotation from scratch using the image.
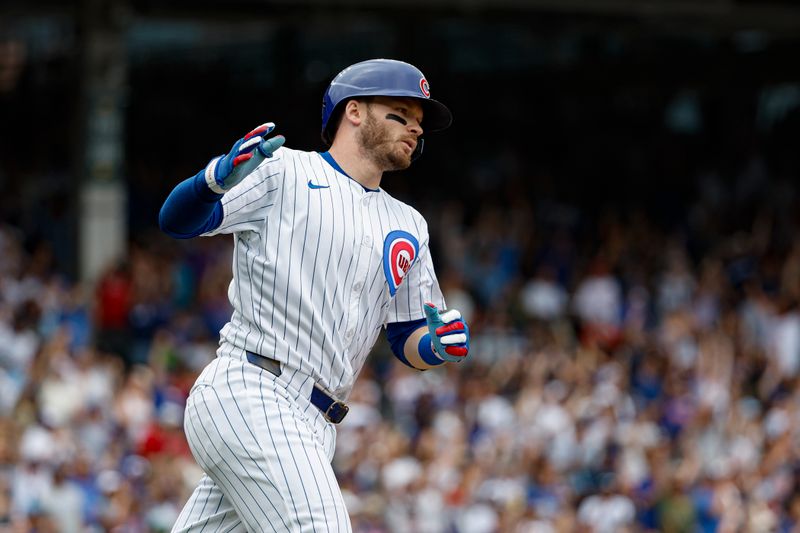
[343,193,371,349]
[357,209,376,301]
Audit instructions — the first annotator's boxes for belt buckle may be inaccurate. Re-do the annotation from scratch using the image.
[324,400,350,424]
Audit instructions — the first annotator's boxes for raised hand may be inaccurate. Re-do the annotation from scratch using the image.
[205,122,285,194]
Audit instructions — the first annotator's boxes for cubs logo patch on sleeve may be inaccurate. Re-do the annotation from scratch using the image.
[383,230,419,296]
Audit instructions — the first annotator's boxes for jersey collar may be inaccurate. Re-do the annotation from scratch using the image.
[319,151,380,193]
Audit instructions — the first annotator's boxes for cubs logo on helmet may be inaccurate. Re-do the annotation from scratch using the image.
[383,230,419,296]
[420,78,430,98]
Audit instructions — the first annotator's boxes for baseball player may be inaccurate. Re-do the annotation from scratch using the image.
[159,59,471,532]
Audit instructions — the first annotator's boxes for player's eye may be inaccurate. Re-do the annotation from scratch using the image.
[392,105,422,126]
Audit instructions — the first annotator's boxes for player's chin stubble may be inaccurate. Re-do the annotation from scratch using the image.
[358,108,412,171]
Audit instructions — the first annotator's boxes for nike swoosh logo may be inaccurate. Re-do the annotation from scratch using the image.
[308,181,330,189]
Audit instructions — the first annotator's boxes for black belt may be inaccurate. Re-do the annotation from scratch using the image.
[245,351,350,424]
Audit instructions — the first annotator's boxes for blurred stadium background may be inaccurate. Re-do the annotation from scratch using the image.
[2,0,800,531]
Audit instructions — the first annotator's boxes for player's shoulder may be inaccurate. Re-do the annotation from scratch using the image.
[379,190,429,230]
[263,145,321,162]
[275,146,324,159]
[268,145,300,162]
[272,146,331,173]
[277,145,310,155]
[380,189,423,217]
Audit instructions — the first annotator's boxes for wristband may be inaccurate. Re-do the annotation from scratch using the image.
[418,333,445,366]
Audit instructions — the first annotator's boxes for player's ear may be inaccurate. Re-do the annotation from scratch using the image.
[342,99,364,127]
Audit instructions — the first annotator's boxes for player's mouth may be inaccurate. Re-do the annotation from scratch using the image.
[400,139,416,153]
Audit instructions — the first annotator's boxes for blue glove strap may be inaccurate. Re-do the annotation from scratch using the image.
[418,334,445,366]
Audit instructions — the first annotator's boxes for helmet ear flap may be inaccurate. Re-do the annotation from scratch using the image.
[321,105,346,146]
[411,137,424,162]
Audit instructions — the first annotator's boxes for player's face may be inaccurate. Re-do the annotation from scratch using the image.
[357,97,424,171]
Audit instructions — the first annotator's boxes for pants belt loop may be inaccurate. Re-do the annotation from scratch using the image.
[245,351,281,377]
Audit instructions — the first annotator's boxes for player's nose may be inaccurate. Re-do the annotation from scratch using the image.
[408,120,423,137]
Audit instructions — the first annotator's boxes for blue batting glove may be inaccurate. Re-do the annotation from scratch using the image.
[205,122,285,194]
[423,302,470,363]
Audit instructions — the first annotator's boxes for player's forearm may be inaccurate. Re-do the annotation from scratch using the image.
[403,326,446,370]
[159,171,224,238]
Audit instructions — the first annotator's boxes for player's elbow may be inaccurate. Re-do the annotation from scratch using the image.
[158,177,224,238]
[159,207,186,239]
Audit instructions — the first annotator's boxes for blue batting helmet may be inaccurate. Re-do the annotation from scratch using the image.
[321,59,453,146]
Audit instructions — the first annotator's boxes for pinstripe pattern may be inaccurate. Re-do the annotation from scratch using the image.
[176,146,445,531]
[175,357,350,532]
[203,147,445,398]
[172,475,247,532]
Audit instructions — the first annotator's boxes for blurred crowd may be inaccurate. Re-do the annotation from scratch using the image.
[1,146,800,532]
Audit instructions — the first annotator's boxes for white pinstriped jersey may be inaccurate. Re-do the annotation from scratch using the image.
[203,147,445,398]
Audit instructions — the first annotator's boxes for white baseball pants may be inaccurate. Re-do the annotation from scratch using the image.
[172,356,352,533]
